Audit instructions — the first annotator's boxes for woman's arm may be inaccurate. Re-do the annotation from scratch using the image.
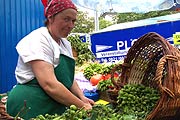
[70,80,95,105]
[29,60,86,108]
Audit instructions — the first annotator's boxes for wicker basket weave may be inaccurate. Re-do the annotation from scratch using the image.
[110,32,180,120]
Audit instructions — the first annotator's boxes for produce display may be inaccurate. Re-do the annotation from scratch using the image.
[83,62,119,81]
[32,84,160,120]
[2,62,160,120]
[90,74,104,86]
[32,104,130,120]
[117,84,160,119]
[83,62,105,80]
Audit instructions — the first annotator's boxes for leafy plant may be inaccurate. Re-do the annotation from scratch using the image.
[83,62,121,81]
[67,35,95,66]
[83,62,104,80]
[97,79,114,92]
[101,64,116,74]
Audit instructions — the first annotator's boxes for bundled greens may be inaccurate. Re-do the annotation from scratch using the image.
[117,84,160,119]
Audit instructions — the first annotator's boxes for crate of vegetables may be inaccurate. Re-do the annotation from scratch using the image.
[109,32,180,120]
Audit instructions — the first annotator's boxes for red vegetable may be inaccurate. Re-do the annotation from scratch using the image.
[103,73,119,80]
[103,74,111,80]
[114,73,119,78]
[90,74,103,86]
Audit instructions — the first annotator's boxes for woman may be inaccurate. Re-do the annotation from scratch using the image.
[7,0,94,119]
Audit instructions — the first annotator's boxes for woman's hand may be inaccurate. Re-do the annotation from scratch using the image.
[83,103,93,110]
[79,96,95,110]
[81,96,95,105]
[70,80,95,110]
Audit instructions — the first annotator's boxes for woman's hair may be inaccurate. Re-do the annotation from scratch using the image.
[44,19,48,26]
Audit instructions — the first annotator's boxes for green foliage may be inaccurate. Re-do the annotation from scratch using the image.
[83,63,117,80]
[67,35,95,66]
[83,62,104,80]
[71,10,180,33]
[115,10,180,23]
[99,17,114,30]
[71,11,115,33]
[114,12,144,23]
[101,64,116,74]
[71,11,94,33]
[97,79,114,92]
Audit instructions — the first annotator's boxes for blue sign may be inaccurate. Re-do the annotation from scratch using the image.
[90,20,180,63]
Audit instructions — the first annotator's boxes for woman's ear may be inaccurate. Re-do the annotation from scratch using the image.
[48,16,54,24]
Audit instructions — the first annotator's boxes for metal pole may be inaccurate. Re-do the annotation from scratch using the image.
[94,9,99,31]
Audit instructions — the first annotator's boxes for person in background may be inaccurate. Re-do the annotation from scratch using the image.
[7,0,94,119]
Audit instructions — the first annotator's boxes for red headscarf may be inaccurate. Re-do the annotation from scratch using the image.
[41,0,77,18]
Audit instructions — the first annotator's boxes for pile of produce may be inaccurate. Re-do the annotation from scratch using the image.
[32,104,121,120]
[32,84,160,120]
[83,62,120,86]
[32,104,138,120]
[116,84,160,119]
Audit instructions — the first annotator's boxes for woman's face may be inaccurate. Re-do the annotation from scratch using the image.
[48,8,77,40]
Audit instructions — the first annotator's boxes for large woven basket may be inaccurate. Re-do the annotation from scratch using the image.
[110,32,180,120]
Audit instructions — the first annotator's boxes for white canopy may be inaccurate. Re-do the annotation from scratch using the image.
[72,0,180,13]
